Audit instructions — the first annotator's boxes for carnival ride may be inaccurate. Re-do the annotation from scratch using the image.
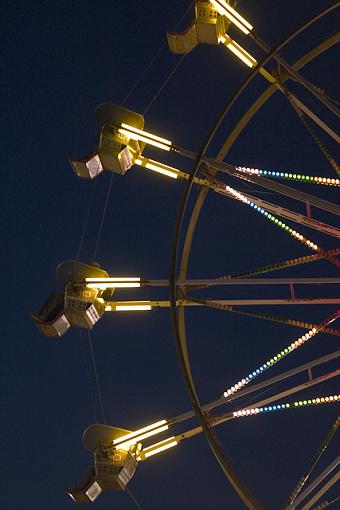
[32,1,339,509]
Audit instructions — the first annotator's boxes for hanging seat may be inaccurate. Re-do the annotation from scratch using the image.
[70,103,145,178]
[31,261,113,337]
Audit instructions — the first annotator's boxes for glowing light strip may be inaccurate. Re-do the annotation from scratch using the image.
[116,425,169,450]
[225,185,319,250]
[115,305,152,311]
[236,167,340,186]
[87,283,140,289]
[105,301,152,312]
[224,326,318,398]
[233,395,340,418]
[224,310,339,398]
[211,0,252,35]
[86,277,141,289]
[86,277,141,282]
[113,420,168,446]
[216,0,253,31]
[119,123,172,151]
[135,158,178,179]
[119,129,171,151]
[226,40,256,68]
[142,437,178,458]
[121,123,172,146]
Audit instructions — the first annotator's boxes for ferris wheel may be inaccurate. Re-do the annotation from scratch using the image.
[31,2,339,509]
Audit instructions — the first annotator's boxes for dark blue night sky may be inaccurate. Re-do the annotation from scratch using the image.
[3,1,339,509]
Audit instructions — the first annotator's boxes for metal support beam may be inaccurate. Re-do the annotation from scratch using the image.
[105,298,340,311]
[301,471,340,509]
[174,350,340,423]
[215,186,340,238]
[289,456,340,510]
[210,369,340,427]
[205,161,340,216]
[141,277,340,287]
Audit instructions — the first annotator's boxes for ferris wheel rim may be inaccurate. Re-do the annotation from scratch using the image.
[169,4,339,508]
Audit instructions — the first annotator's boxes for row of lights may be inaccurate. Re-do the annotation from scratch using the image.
[237,166,340,186]
[233,395,340,418]
[223,327,318,398]
[225,186,319,250]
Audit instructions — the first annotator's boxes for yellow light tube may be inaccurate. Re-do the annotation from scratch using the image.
[116,425,169,450]
[115,305,152,311]
[87,283,141,289]
[211,0,252,35]
[119,129,171,151]
[121,123,172,146]
[135,157,180,179]
[119,124,172,151]
[113,420,168,445]
[226,41,256,68]
[145,162,178,179]
[216,0,253,31]
[86,277,141,282]
[142,437,178,458]
[105,301,152,312]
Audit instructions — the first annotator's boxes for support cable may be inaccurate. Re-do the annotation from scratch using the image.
[92,173,114,262]
[76,179,97,261]
[126,487,144,510]
[87,331,106,424]
[91,3,192,261]
[143,55,186,115]
[79,329,98,424]
[121,1,193,105]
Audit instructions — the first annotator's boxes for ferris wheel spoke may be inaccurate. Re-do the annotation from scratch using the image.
[217,310,339,400]
[287,417,340,507]
[105,298,340,312]
[235,166,340,188]
[213,184,340,267]
[220,249,340,280]
[199,349,340,416]
[287,456,340,510]
[209,371,340,426]
[184,302,340,337]
[220,166,340,215]
[215,184,340,239]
